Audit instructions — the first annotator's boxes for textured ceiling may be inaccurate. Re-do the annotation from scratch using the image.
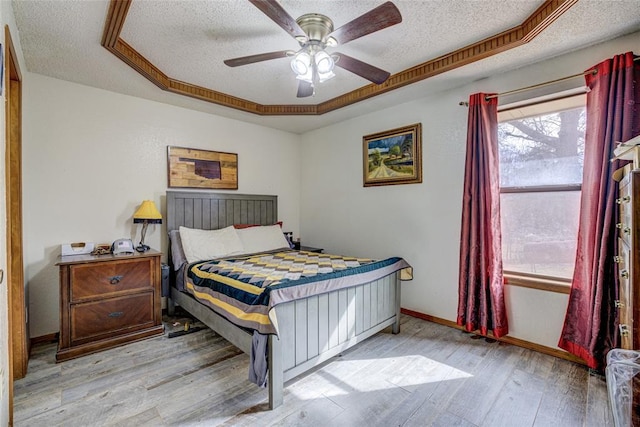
[120,0,541,105]
[12,0,640,133]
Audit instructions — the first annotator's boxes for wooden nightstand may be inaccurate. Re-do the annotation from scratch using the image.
[56,250,163,362]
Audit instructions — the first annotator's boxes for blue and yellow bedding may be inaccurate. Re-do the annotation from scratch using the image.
[185,250,412,335]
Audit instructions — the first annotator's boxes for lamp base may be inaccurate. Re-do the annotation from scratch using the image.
[136,243,150,253]
[136,221,151,252]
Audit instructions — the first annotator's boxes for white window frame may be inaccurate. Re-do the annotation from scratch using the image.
[498,93,586,294]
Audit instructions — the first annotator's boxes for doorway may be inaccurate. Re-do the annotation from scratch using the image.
[5,24,26,425]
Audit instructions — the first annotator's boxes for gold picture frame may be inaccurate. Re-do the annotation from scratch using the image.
[168,146,238,190]
[363,123,422,187]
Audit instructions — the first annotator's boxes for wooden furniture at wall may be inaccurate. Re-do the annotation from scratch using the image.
[56,250,163,362]
[615,165,640,349]
[613,165,640,426]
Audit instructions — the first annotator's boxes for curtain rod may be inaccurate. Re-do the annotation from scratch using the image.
[458,56,640,106]
[458,70,594,106]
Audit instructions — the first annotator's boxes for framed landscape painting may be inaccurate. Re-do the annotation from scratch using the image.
[363,123,422,187]
[168,146,238,189]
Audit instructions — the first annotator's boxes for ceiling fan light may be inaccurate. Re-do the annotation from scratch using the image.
[315,50,334,74]
[325,36,338,48]
[295,67,314,83]
[317,70,335,83]
[290,51,311,76]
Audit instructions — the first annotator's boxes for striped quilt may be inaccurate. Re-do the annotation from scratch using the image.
[185,250,412,335]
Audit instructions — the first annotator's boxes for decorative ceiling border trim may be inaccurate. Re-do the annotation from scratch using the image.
[102,0,579,116]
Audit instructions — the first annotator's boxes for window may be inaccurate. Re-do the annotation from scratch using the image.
[498,95,586,285]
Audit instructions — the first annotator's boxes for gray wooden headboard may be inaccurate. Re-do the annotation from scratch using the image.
[166,190,278,232]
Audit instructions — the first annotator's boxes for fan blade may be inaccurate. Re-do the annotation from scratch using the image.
[224,50,292,67]
[334,53,390,84]
[249,0,307,41]
[297,80,314,98]
[328,2,401,45]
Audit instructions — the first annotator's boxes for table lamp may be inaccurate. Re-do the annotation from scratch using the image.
[133,200,162,252]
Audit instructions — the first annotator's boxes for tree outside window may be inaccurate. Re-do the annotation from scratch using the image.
[498,98,586,280]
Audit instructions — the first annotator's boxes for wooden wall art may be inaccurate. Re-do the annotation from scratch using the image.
[168,146,238,190]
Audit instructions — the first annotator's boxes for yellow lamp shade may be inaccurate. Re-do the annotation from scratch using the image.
[133,200,162,224]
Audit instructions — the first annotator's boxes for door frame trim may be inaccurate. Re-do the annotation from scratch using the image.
[5,24,25,426]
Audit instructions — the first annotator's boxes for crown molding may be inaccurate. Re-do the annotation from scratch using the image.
[102,0,579,116]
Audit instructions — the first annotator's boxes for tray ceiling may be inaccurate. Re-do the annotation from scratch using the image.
[12,0,640,132]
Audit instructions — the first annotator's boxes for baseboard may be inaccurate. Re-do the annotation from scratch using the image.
[401,308,587,366]
[30,332,58,346]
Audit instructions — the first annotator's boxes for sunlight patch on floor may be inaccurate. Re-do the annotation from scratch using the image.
[289,355,473,399]
[384,354,473,388]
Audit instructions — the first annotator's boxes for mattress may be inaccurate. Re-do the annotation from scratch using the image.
[184,249,413,335]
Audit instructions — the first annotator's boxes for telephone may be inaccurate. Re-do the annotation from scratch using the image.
[111,238,135,255]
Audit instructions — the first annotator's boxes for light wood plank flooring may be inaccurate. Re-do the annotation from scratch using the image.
[13,314,613,426]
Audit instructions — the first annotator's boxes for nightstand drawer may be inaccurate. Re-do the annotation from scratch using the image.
[70,292,154,344]
[70,258,153,301]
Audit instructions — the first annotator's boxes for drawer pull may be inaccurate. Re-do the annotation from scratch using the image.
[108,311,124,318]
[617,196,631,204]
[621,270,629,279]
[620,324,630,337]
[617,224,632,234]
[109,275,124,285]
[615,300,624,308]
[614,255,623,263]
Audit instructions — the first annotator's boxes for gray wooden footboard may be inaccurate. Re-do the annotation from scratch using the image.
[169,271,401,409]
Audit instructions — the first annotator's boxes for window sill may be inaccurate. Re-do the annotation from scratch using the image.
[504,272,571,294]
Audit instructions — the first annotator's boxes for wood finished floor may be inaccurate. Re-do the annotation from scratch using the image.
[13,314,613,426]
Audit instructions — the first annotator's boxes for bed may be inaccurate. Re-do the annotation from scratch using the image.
[166,190,411,409]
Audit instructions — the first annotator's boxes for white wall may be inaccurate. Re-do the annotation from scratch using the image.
[300,31,640,350]
[23,74,301,338]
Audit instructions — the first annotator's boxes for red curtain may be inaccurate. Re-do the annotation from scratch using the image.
[559,52,640,370]
[457,93,508,338]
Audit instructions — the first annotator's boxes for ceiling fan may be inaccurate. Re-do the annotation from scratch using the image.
[224,0,402,98]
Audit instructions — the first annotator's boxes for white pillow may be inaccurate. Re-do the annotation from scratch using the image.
[179,225,244,264]
[236,224,291,254]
